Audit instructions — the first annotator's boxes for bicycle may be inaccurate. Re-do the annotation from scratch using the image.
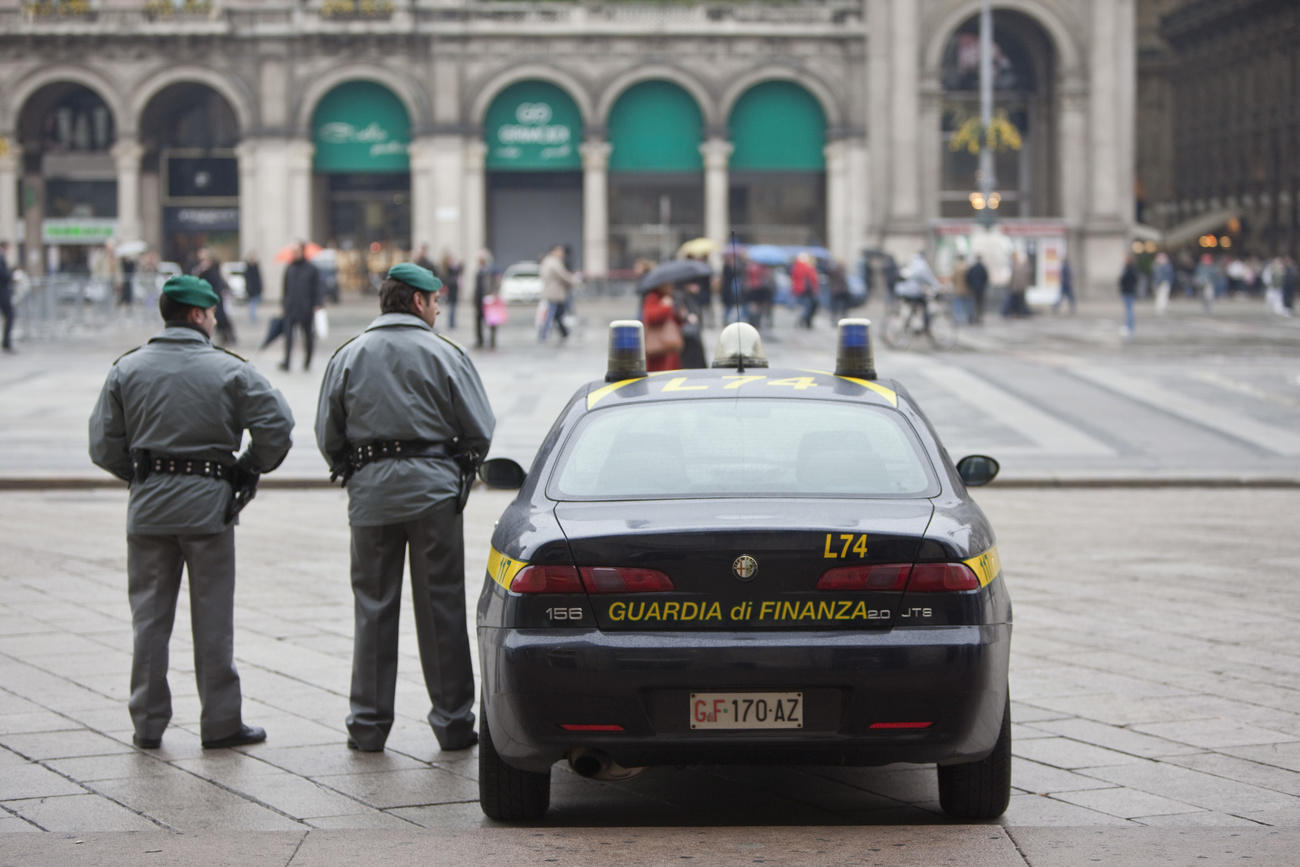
[881,291,959,350]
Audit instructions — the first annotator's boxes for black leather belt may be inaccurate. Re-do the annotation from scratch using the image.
[349,439,448,472]
[139,454,232,481]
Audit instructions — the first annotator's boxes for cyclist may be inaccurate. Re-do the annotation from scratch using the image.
[894,250,938,329]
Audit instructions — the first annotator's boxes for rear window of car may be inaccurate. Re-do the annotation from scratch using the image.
[549,398,937,499]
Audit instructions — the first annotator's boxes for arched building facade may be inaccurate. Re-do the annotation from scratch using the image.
[0,0,1134,295]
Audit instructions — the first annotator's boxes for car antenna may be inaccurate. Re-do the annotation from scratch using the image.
[730,230,744,374]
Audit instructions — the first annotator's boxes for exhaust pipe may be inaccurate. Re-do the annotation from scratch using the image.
[567,749,644,781]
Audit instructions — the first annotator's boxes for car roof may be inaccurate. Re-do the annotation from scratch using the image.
[505,261,539,272]
[582,367,902,412]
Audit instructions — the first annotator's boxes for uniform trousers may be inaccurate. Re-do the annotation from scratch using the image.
[126,528,243,742]
[348,500,476,750]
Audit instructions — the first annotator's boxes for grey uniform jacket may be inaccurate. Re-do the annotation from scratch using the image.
[88,326,295,535]
[315,314,495,527]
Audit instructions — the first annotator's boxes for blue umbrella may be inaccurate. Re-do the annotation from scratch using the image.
[745,244,791,266]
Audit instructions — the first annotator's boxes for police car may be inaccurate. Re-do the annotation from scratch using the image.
[475,319,1011,821]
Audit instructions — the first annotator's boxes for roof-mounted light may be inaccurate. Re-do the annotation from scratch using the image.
[710,322,768,371]
[605,320,647,382]
[834,318,876,380]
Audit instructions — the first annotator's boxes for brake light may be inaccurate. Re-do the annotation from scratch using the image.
[580,566,674,594]
[510,565,584,594]
[870,721,933,729]
[816,563,911,591]
[906,563,979,592]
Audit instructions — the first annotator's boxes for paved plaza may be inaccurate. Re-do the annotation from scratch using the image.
[0,291,1297,863]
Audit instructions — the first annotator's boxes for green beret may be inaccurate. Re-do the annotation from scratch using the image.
[162,275,219,308]
[387,262,442,294]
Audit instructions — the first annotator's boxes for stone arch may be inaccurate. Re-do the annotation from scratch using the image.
[129,65,254,136]
[5,64,124,134]
[923,0,1081,79]
[720,68,843,133]
[294,65,426,135]
[595,66,714,129]
[470,65,593,129]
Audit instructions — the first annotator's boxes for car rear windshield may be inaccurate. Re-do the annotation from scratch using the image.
[549,398,937,499]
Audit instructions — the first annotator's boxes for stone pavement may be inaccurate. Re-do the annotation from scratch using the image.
[1,290,1298,863]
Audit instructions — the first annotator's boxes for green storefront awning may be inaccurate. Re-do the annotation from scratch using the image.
[485,81,583,171]
[729,81,826,171]
[608,81,703,173]
[312,81,410,173]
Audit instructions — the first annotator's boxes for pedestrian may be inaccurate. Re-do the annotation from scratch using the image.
[1119,254,1139,338]
[827,257,851,322]
[244,250,263,325]
[965,255,989,324]
[0,241,14,353]
[88,274,294,751]
[791,252,820,328]
[1282,256,1297,316]
[1002,252,1032,318]
[719,252,742,323]
[473,248,500,349]
[538,243,576,342]
[280,241,324,372]
[194,248,236,346]
[315,262,495,753]
[118,256,137,307]
[895,250,936,328]
[1193,253,1216,314]
[1153,252,1174,314]
[1263,257,1289,316]
[642,281,686,371]
[438,249,462,329]
[950,255,971,324]
[1055,257,1076,315]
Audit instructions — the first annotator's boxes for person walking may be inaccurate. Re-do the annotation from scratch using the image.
[0,241,14,353]
[1054,257,1076,315]
[1002,253,1032,318]
[88,274,294,751]
[965,255,989,324]
[315,262,495,753]
[280,242,324,372]
[538,243,576,342]
[641,281,686,372]
[194,248,236,346]
[791,252,820,328]
[1153,252,1174,315]
[1119,254,1139,338]
[473,248,501,349]
[1194,253,1216,314]
[950,255,971,324]
[244,250,263,324]
[438,250,462,329]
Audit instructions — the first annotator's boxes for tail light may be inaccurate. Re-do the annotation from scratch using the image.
[816,562,979,593]
[509,565,674,594]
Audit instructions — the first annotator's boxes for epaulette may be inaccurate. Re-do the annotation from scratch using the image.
[218,346,248,362]
[328,334,360,360]
[112,346,142,365]
[436,333,467,356]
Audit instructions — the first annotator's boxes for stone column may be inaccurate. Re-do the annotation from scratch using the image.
[918,77,943,225]
[462,140,487,268]
[699,138,732,259]
[235,140,259,263]
[111,139,144,244]
[431,134,466,259]
[848,138,870,263]
[825,139,848,262]
[888,0,921,222]
[0,147,18,249]
[286,139,314,246]
[248,137,313,301]
[409,136,437,254]
[581,139,612,278]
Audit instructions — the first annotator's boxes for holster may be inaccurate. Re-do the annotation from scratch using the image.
[449,437,482,514]
[225,459,260,523]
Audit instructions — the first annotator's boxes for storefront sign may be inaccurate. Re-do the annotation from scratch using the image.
[312,81,410,173]
[164,207,240,232]
[486,81,582,171]
[42,218,117,245]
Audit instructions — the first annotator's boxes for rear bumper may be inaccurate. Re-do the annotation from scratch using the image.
[479,625,1011,773]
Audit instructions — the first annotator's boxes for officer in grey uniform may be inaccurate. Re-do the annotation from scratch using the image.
[89,275,294,750]
[315,262,494,752]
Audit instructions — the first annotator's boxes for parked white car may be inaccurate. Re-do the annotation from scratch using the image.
[499,261,542,304]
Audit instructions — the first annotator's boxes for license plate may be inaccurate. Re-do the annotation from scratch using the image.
[689,692,803,730]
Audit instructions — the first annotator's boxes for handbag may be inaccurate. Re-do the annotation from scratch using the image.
[483,295,508,327]
[313,307,329,339]
[644,315,684,356]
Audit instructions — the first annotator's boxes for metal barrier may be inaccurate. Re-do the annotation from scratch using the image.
[11,272,167,342]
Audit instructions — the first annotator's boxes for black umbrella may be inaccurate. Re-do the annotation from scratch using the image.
[636,259,712,292]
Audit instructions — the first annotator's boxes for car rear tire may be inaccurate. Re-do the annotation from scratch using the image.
[937,697,1011,820]
[478,709,551,821]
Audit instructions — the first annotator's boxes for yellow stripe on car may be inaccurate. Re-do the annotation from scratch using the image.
[963,546,1002,587]
[487,546,528,590]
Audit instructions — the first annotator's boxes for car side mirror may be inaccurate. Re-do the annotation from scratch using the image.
[956,455,1000,487]
[479,457,527,490]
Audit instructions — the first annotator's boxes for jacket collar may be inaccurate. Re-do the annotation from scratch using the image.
[150,324,212,344]
[365,312,433,333]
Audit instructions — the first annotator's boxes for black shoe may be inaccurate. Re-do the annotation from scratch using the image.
[202,724,266,749]
[439,731,478,751]
[346,738,384,753]
[133,734,161,749]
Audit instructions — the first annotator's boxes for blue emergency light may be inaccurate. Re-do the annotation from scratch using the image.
[605,320,647,382]
[834,318,876,380]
